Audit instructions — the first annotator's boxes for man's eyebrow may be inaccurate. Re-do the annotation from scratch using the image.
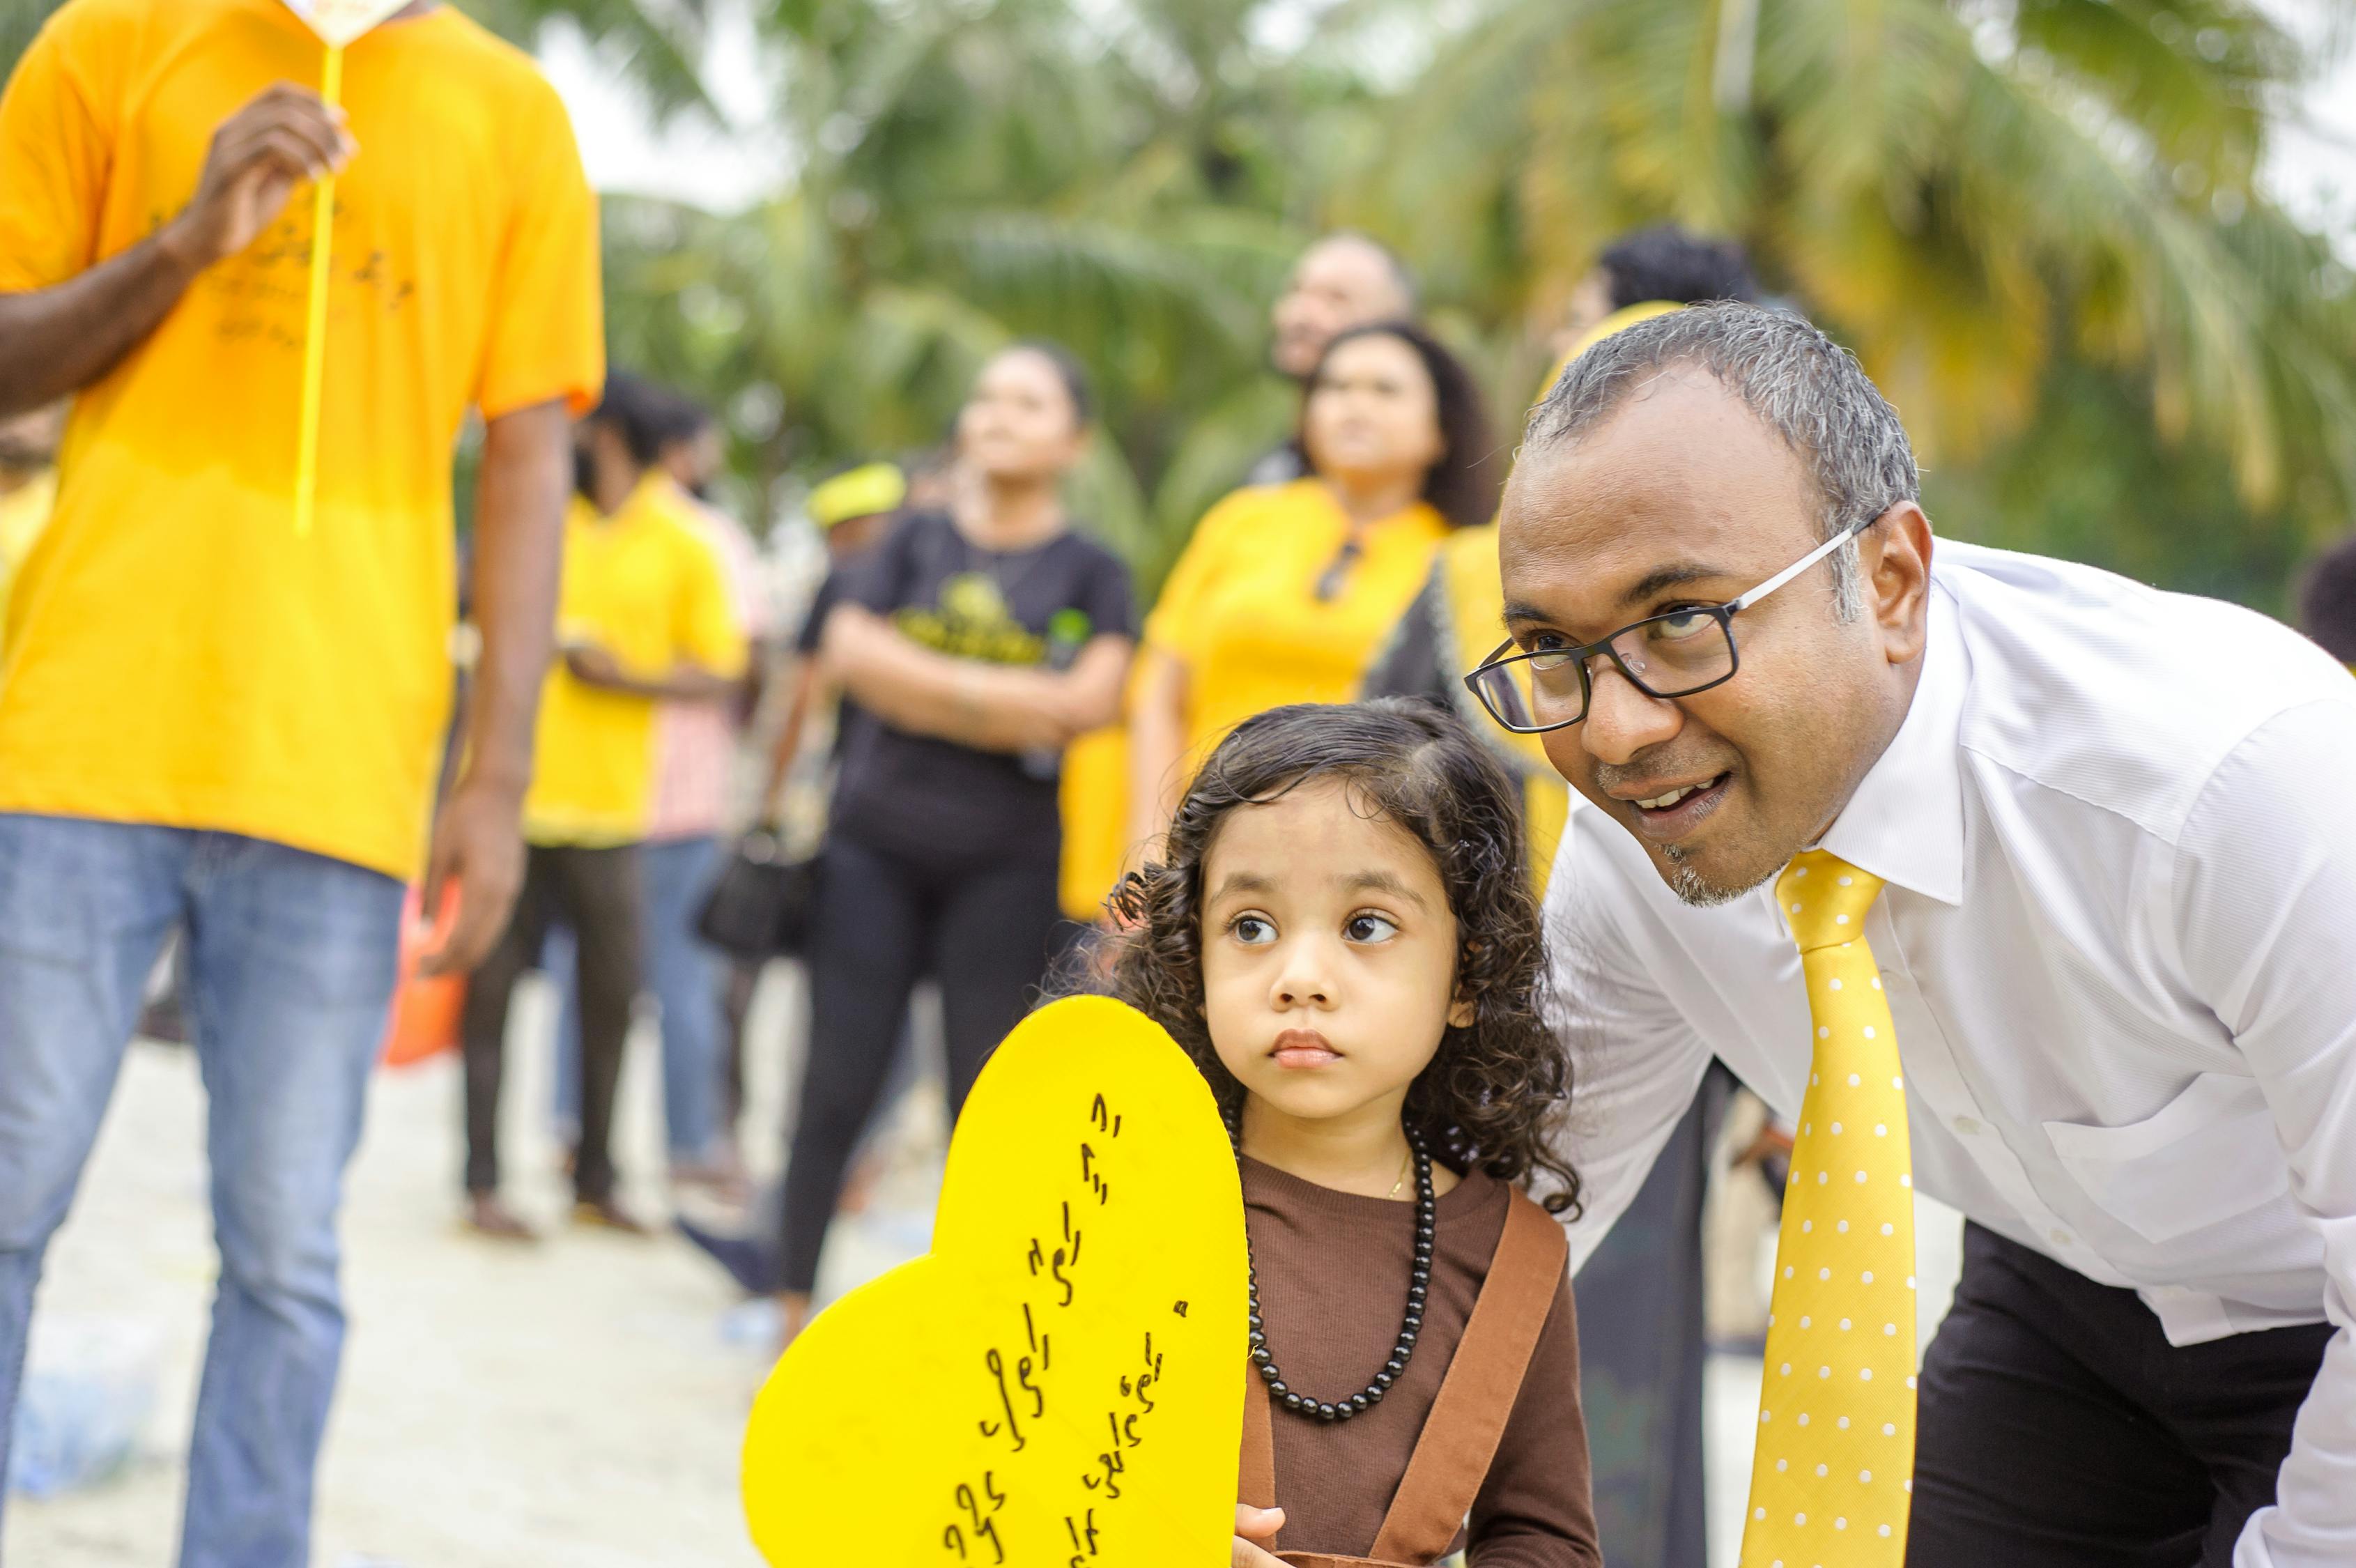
[1339,869,1430,909]
[1622,563,1732,606]
[1502,562,1734,629]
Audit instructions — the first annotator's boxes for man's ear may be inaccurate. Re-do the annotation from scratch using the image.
[1868,500,1933,666]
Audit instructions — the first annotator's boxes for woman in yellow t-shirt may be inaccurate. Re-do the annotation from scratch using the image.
[1124,321,1497,852]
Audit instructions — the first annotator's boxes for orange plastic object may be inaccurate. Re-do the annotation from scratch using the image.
[381,883,465,1068]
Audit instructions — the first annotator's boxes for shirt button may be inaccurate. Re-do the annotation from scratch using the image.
[2050,1229,2074,1249]
[1952,1116,1982,1136]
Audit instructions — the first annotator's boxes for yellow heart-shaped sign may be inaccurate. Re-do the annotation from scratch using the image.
[280,0,409,47]
[743,995,1248,1565]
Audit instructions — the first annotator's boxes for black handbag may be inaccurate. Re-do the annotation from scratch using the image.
[695,831,820,961]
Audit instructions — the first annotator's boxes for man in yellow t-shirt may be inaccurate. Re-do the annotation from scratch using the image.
[459,374,746,1240]
[0,3,601,1560]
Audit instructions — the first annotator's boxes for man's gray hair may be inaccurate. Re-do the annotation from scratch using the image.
[1525,302,1919,619]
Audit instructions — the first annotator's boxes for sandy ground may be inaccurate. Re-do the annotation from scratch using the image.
[4,965,948,1568]
[5,962,1957,1568]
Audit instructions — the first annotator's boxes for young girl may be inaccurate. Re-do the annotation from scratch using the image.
[1104,699,1600,1567]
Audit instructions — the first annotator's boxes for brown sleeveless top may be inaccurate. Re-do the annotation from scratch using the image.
[1232,1158,1600,1567]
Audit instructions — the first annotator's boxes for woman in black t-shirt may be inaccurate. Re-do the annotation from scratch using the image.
[778,343,1137,1338]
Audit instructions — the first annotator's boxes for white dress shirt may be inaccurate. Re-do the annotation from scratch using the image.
[1543,539,2356,1567]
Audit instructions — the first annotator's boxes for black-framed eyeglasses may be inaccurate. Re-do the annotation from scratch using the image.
[1461,516,1874,735]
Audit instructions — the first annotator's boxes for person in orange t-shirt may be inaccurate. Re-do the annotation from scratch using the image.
[0,2,601,1560]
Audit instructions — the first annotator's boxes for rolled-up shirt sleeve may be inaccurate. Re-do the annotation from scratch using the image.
[1541,819,1716,1273]
[2171,700,2356,1568]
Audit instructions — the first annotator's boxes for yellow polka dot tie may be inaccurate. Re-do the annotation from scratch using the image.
[1741,850,1916,1567]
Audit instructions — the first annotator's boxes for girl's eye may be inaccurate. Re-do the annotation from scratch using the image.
[1231,915,1276,946]
[1344,912,1399,944]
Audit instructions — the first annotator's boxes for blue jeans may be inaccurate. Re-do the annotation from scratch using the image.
[549,834,727,1162]
[0,814,403,1568]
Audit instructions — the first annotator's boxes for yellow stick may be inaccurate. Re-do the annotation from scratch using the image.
[293,41,344,539]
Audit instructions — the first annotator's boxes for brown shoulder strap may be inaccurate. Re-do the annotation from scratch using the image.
[1239,1361,1277,1510]
[1365,1189,1569,1564]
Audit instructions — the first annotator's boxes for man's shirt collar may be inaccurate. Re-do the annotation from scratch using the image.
[1813,579,1968,907]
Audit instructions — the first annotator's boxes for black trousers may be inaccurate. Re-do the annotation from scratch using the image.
[460,842,642,1202]
[778,833,1061,1294]
[1909,1222,2332,1567]
[1575,1065,1733,1567]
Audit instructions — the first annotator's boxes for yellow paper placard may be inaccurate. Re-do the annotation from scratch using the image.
[743,995,1248,1566]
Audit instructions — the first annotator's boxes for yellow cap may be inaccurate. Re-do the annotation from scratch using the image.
[808,462,907,529]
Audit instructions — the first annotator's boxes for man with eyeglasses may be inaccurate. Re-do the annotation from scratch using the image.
[1492,301,2356,1565]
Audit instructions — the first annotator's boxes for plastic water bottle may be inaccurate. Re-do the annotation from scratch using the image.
[6,1317,164,1498]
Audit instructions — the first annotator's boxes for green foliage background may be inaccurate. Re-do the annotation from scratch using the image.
[3,0,2351,615]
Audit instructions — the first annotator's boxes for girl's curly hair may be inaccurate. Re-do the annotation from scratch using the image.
[1098,698,1580,1215]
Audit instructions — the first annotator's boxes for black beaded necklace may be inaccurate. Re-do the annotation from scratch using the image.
[1232,1110,1436,1423]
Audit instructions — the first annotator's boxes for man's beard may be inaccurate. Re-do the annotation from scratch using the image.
[1661,840,1773,908]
